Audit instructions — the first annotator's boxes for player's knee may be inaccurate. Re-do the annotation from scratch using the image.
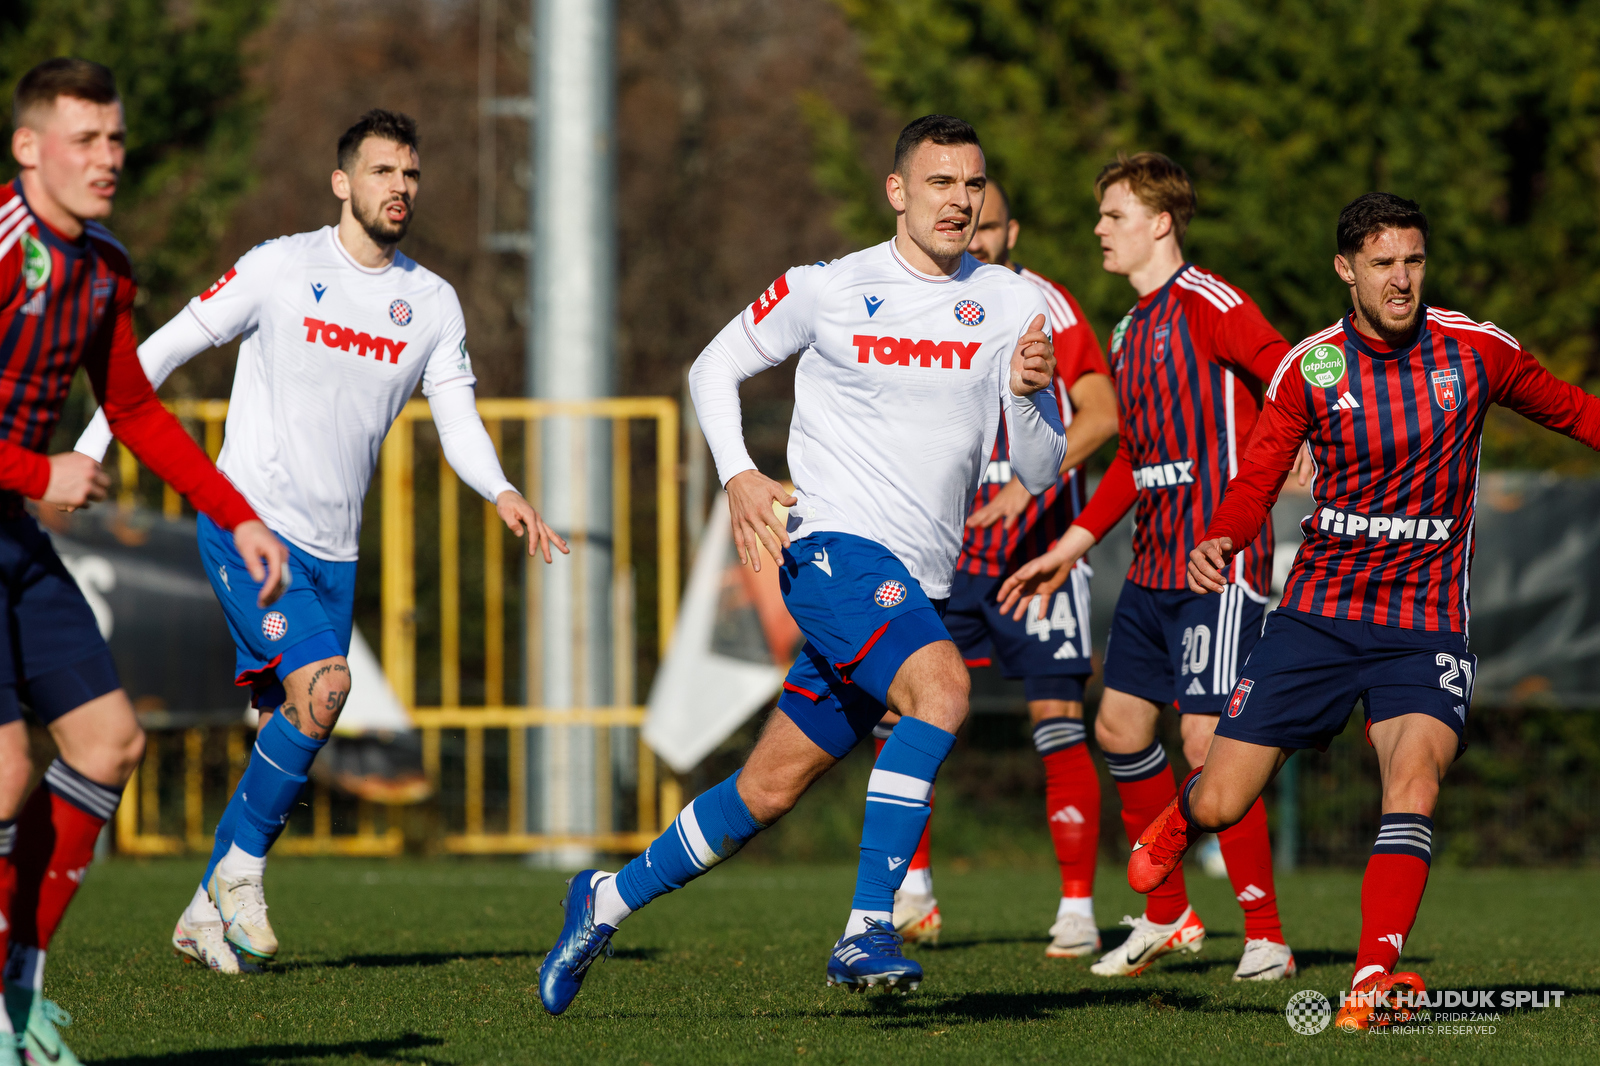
[736,770,801,825]
[285,655,352,739]
[1383,774,1441,819]
[103,720,146,786]
[1188,781,1245,832]
[1182,732,1212,769]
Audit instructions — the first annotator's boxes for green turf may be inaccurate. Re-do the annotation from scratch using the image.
[42,858,1600,1064]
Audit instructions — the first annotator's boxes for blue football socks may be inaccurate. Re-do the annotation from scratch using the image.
[849,716,956,934]
[614,770,765,912]
[202,711,324,888]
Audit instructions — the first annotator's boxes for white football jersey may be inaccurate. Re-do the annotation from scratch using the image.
[691,239,1065,599]
[181,227,474,560]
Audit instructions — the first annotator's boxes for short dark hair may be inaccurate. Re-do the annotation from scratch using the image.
[1094,152,1196,244]
[892,114,981,176]
[1336,192,1429,256]
[988,178,1011,220]
[337,109,419,172]
[13,57,117,128]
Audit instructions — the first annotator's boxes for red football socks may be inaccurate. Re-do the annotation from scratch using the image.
[1105,741,1188,924]
[10,761,123,958]
[1218,796,1283,942]
[1033,719,1099,898]
[1353,814,1434,984]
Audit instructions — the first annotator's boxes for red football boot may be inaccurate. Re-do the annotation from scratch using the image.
[1334,971,1427,1031]
[1127,769,1205,894]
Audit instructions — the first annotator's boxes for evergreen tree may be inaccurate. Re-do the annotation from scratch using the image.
[815,0,1600,469]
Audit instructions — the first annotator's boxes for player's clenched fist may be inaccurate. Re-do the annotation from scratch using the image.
[1009,313,1055,396]
[42,451,110,511]
[725,469,797,573]
[1187,536,1234,595]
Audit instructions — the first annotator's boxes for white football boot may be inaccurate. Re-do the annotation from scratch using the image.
[892,890,942,946]
[1089,906,1206,976]
[209,870,279,964]
[172,912,243,974]
[1233,937,1296,981]
[1045,912,1101,958]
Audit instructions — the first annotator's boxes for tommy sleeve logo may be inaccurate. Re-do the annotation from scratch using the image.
[1226,678,1254,718]
[750,274,790,324]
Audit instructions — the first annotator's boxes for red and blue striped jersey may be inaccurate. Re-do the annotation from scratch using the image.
[1075,264,1287,595]
[0,180,256,528]
[1208,308,1600,632]
[958,266,1107,577]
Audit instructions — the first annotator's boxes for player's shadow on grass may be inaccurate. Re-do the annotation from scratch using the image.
[277,949,543,971]
[836,987,1281,1027]
[93,1032,443,1065]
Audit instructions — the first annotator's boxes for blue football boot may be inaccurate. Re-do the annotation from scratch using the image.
[826,918,923,992]
[538,870,618,1015]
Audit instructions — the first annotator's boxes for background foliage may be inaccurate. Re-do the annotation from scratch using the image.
[813,0,1600,470]
[0,0,270,340]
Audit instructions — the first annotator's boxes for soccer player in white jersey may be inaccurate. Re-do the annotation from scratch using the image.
[538,115,1066,1014]
[74,110,566,973]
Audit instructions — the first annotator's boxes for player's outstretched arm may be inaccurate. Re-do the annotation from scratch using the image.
[496,490,570,564]
[997,524,1097,621]
[1188,537,1234,595]
[74,310,215,462]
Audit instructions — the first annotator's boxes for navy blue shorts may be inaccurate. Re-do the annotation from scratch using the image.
[0,515,121,725]
[1102,580,1265,715]
[1215,607,1475,752]
[775,532,952,758]
[197,514,356,709]
[944,566,1092,703]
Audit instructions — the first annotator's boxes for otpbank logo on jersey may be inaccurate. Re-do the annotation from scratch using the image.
[852,334,982,370]
[1132,461,1195,489]
[302,317,408,364]
[1431,368,1462,411]
[1316,508,1455,541]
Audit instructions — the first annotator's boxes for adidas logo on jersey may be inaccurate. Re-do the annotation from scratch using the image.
[1331,390,1361,411]
[1317,508,1454,541]
[852,334,981,370]
[1133,461,1195,489]
[302,316,408,365]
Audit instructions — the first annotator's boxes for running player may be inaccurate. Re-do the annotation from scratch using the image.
[1136,192,1600,1027]
[874,179,1117,957]
[999,152,1297,980]
[73,109,565,974]
[0,59,289,1064]
[537,115,1066,1014]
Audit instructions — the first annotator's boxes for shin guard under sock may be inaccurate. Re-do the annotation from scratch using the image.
[1034,717,1099,899]
[850,717,955,932]
[1105,740,1188,924]
[614,770,765,911]
[1217,797,1283,942]
[875,723,934,897]
[212,711,324,881]
[1353,814,1433,985]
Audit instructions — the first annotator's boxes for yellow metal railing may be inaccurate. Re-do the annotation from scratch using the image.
[113,396,682,856]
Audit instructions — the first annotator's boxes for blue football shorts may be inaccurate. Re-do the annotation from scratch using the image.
[1214,606,1475,754]
[774,531,952,758]
[1101,580,1266,715]
[0,514,121,725]
[943,566,1092,703]
[197,513,356,708]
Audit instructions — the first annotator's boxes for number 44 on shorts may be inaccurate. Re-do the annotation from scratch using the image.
[1026,592,1079,656]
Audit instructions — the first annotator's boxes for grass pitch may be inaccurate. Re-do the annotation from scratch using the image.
[46,858,1600,1064]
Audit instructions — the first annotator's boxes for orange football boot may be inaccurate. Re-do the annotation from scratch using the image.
[1127,769,1204,894]
[1334,971,1427,1031]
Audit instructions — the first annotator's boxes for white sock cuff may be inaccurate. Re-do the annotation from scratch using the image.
[1056,895,1095,920]
[591,872,632,930]
[217,843,268,880]
[844,909,892,938]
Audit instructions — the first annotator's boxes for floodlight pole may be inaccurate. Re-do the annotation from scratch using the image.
[528,0,617,863]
